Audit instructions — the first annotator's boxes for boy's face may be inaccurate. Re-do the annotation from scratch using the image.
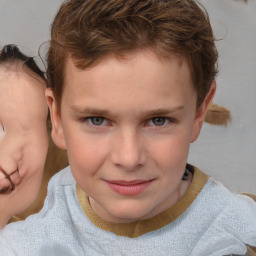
[0,70,48,215]
[47,50,215,223]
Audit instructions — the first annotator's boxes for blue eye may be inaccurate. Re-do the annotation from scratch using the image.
[148,117,169,126]
[152,117,166,126]
[88,117,105,126]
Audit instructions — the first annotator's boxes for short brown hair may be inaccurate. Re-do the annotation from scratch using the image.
[47,0,218,109]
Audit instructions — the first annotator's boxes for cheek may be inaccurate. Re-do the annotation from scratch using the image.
[66,133,109,179]
[19,127,48,172]
[21,141,48,178]
[0,136,23,174]
[150,133,190,172]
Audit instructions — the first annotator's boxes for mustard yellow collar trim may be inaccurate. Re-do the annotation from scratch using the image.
[76,166,209,238]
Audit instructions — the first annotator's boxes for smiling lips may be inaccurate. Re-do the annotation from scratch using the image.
[106,179,153,196]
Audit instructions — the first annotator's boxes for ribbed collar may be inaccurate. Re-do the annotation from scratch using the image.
[76,165,209,238]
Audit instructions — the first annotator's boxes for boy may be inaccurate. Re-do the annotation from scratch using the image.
[1,0,256,255]
[0,44,48,227]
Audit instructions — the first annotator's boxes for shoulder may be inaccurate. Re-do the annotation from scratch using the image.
[8,166,75,225]
[203,177,256,222]
[187,167,256,220]
[2,166,75,226]
[185,170,256,254]
[202,177,256,245]
[47,165,75,187]
[0,166,83,255]
[2,167,76,230]
[239,195,256,256]
[241,193,256,202]
[221,193,256,249]
[190,167,256,233]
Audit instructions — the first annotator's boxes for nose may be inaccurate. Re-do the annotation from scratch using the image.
[110,128,146,171]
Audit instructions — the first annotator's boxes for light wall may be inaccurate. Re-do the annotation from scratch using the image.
[189,0,256,194]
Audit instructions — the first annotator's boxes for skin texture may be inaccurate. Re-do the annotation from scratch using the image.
[12,121,69,221]
[46,50,215,223]
[0,68,48,227]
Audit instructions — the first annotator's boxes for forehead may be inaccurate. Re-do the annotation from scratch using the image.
[0,69,44,103]
[64,50,192,88]
[62,50,196,113]
[0,69,46,128]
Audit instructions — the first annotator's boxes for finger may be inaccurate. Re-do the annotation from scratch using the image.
[9,169,22,186]
[0,170,5,180]
[0,168,15,194]
[0,177,12,194]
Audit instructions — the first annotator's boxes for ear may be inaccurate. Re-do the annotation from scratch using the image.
[45,88,67,150]
[191,81,216,143]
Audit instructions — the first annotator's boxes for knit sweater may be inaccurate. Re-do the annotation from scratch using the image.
[0,166,255,256]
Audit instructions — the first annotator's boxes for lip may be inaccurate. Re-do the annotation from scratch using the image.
[105,179,153,196]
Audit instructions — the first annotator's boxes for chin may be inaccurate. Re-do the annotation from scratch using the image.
[108,203,152,223]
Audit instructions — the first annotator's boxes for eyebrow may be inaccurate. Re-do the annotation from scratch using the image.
[140,106,184,117]
[70,105,184,117]
[71,106,111,116]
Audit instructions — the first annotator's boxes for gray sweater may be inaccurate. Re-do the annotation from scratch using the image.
[0,166,256,256]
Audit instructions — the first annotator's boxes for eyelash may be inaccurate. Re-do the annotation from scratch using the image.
[85,117,110,126]
[81,116,174,127]
[146,117,173,127]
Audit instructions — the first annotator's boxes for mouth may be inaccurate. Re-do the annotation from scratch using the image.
[105,179,154,196]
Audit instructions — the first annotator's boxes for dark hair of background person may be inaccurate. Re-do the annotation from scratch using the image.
[0,44,46,81]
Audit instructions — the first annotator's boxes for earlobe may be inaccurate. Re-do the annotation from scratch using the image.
[191,81,216,142]
[45,88,67,150]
